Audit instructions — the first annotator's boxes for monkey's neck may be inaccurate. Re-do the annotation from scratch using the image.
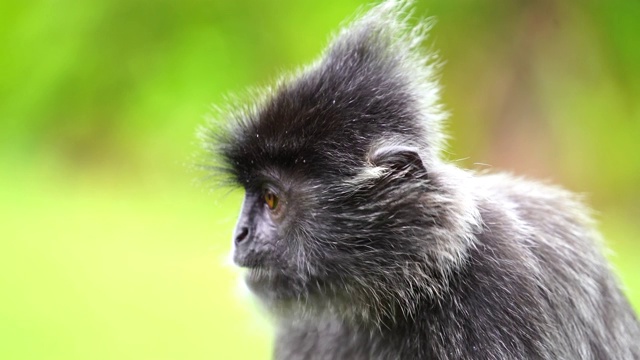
[274,312,427,360]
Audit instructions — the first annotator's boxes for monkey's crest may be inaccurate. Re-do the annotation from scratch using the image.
[208,0,447,185]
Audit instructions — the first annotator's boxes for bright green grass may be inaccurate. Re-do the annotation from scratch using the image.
[1,164,638,360]
[0,165,272,359]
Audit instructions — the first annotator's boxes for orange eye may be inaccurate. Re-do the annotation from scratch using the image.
[264,190,279,210]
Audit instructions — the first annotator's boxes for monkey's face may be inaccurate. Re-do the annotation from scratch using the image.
[229,147,441,319]
[230,167,332,307]
[230,170,312,304]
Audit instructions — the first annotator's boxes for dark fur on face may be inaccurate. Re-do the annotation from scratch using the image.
[202,1,640,359]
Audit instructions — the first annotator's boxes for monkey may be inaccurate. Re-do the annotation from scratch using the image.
[201,1,640,359]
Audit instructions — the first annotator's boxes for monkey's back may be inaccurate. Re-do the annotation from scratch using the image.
[439,173,640,359]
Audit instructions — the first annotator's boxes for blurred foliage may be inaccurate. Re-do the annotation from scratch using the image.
[1,0,639,359]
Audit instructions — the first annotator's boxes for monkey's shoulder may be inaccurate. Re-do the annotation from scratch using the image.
[472,172,596,238]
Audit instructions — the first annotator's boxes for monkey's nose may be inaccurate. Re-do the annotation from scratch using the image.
[235,226,250,244]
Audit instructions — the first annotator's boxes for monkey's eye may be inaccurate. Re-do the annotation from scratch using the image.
[263,190,279,211]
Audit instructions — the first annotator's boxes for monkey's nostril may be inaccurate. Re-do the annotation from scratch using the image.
[235,227,250,244]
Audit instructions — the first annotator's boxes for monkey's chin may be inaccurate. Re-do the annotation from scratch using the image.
[243,267,301,303]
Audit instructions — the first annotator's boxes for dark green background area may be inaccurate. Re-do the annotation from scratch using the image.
[1,1,638,359]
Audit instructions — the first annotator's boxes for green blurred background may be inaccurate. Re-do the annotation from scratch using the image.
[1,0,639,359]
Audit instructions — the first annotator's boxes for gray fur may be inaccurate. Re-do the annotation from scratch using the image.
[203,1,640,359]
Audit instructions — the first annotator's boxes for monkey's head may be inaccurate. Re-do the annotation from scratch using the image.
[203,1,479,326]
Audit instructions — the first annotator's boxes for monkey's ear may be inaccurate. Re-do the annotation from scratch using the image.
[369,145,427,177]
